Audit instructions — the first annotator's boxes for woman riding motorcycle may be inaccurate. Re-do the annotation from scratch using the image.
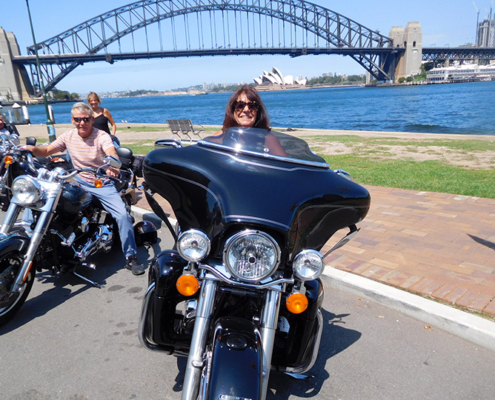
[139,87,371,399]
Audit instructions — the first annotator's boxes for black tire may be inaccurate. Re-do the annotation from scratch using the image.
[0,251,35,327]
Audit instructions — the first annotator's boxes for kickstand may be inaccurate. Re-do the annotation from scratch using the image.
[284,372,315,380]
[72,265,103,288]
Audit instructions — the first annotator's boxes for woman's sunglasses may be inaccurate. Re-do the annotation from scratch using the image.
[233,101,259,112]
[73,117,92,123]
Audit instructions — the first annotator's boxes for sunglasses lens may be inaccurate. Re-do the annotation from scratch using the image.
[74,117,90,122]
[235,101,258,112]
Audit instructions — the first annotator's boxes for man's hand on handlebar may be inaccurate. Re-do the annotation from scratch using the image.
[105,166,120,178]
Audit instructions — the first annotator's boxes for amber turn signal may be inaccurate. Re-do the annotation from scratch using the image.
[176,274,200,297]
[4,155,13,165]
[94,179,103,188]
[286,293,308,314]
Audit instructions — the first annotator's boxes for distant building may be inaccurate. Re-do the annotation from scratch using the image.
[253,67,307,86]
[477,17,495,47]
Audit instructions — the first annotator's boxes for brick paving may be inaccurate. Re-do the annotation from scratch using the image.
[134,183,495,318]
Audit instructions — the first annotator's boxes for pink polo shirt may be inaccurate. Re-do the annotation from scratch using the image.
[50,128,114,182]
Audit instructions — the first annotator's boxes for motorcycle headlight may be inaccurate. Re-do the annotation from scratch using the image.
[293,250,325,281]
[223,230,280,282]
[177,230,210,262]
[12,176,41,205]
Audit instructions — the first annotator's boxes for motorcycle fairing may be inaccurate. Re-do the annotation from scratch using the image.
[144,129,370,257]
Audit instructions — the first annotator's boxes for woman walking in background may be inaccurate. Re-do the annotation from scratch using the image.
[87,92,120,146]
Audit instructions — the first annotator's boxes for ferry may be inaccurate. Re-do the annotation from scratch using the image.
[427,64,495,83]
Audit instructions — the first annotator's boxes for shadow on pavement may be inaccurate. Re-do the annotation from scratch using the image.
[267,308,361,399]
[0,237,162,335]
[467,234,495,251]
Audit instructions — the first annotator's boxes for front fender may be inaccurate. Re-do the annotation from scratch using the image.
[0,233,30,256]
[208,317,263,400]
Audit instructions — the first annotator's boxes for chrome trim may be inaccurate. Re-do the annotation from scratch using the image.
[293,249,325,281]
[177,229,211,262]
[154,138,184,149]
[199,263,293,290]
[334,168,354,181]
[285,308,323,374]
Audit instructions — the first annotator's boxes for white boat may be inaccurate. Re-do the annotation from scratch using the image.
[427,64,495,83]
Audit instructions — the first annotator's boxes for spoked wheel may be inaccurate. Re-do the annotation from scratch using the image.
[0,251,35,327]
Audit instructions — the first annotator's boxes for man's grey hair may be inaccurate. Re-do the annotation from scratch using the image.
[71,102,93,117]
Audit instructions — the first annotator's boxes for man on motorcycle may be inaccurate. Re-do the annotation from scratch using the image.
[24,102,145,275]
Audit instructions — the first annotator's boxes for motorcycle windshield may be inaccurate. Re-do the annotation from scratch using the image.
[200,128,329,168]
[144,127,370,257]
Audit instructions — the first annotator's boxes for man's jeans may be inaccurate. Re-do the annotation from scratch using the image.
[75,176,137,258]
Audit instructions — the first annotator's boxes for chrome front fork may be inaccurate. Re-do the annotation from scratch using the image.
[260,289,282,400]
[0,196,58,292]
[181,279,217,400]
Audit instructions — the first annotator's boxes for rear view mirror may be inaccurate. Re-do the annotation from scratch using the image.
[104,155,122,169]
[25,137,37,146]
[155,138,183,150]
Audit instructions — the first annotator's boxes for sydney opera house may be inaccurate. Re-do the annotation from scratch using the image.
[253,67,307,87]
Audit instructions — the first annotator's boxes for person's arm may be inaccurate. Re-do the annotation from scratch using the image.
[265,133,288,157]
[25,143,60,158]
[104,109,117,136]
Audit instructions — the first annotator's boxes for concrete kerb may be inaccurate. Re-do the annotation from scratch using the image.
[131,205,495,352]
[323,268,495,352]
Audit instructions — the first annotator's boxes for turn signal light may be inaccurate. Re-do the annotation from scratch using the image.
[176,274,200,297]
[94,179,103,188]
[286,293,308,314]
[4,156,13,165]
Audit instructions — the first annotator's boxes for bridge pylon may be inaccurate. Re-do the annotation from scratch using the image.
[388,22,423,81]
[0,27,33,102]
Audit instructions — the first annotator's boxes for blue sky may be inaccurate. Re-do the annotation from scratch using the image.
[1,0,489,93]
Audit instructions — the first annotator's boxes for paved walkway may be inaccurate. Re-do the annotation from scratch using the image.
[133,182,495,318]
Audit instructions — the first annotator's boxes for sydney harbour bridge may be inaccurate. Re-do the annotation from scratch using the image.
[2,0,495,99]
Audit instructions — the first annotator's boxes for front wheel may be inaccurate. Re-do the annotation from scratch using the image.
[0,251,35,327]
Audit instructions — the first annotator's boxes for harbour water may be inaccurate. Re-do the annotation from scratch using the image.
[13,80,495,136]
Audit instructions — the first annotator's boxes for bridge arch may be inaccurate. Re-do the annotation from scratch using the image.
[25,0,394,93]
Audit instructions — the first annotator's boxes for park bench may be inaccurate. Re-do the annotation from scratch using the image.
[166,119,204,141]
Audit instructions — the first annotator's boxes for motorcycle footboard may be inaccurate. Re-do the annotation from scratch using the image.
[207,317,263,400]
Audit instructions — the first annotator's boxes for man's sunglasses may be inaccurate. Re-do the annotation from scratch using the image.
[73,117,92,123]
[233,101,259,112]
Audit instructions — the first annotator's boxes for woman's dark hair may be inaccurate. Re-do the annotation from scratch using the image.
[222,85,270,130]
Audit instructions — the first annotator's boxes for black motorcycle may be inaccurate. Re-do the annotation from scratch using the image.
[0,145,150,327]
[138,127,370,399]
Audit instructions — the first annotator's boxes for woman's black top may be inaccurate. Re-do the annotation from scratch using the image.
[93,114,110,134]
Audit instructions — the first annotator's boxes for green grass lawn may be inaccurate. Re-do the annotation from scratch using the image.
[324,155,495,199]
[310,135,495,199]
